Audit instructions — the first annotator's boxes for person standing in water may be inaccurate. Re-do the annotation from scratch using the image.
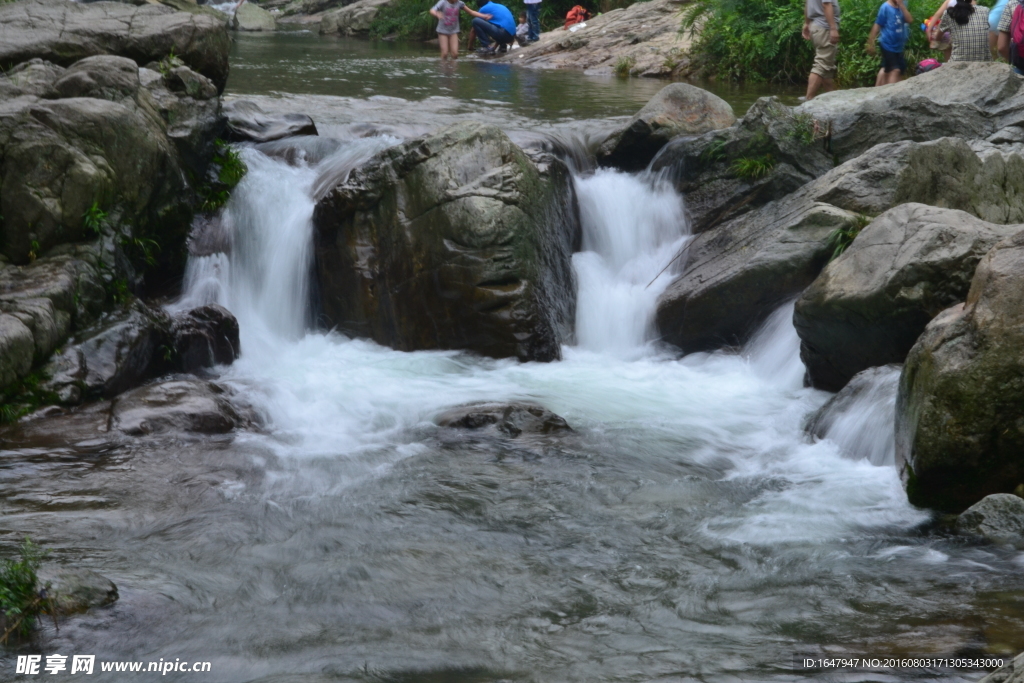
[430,0,492,60]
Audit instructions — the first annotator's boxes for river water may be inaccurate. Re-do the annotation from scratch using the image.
[1,32,1024,683]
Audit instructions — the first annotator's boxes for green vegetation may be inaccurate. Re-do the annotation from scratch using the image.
[614,55,636,76]
[826,213,872,260]
[730,153,775,179]
[0,539,51,644]
[682,0,954,86]
[199,140,248,212]
[0,371,60,424]
[82,201,108,236]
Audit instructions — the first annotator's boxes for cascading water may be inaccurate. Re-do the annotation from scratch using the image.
[744,300,807,390]
[572,169,688,356]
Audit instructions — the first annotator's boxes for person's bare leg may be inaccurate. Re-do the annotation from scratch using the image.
[822,77,835,93]
[875,68,885,87]
[989,31,999,59]
[885,69,901,84]
[439,34,449,60]
[806,73,824,100]
[448,34,459,59]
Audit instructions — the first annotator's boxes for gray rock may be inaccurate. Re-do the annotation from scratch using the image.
[224,99,318,143]
[233,1,276,30]
[0,58,65,100]
[656,137,1024,353]
[0,401,115,452]
[112,378,245,435]
[979,651,1024,683]
[313,122,580,362]
[40,568,118,615]
[318,0,391,35]
[169,304,240,371]
[0,314,34,388]
[437,402,572,437]
[649,97,834,233]
[53,54,140,101]
[795,204,1023,391]
[897,230,1024,512]
[956,493,1024,549]
[597,83,736,172]
[0,0,230,92]
[798,62,1024,162]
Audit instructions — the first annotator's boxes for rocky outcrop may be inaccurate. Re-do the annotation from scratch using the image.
[0,55,222,275]
[656,137,1024,353]
[0,0,230,93]
[112,379,249,435]
[897,231,1024,512]
[795,204,1023,391]
[597,83,736,172]
[980,652,1024,683]
[313,122,579,362]
[496,0,694,78]
[318,0,391,35]
[956,493,1024,549]
[224,99,318,143]
[41,568,119,615]
[437,402,572,437]
[233,2,277,30]
[648,97,834,234]
[798,62,1024,163]
[40,302,240,405]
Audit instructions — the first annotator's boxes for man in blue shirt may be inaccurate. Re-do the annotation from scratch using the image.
[865,0,913,85]
[473,0,517,54]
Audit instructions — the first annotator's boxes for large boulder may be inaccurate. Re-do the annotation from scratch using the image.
[111,378,248,435]
[648,97,834,234]
[795,204,1023,391]
[40,568,119,615]
[896,230,1024,512]
[169,304,240,371]
[0,0,230,93]
[313,122,580,362]
[798,62,1024,163]
[233,2,276,31]
[656,137,1024,353]
[597,83,736,172]
[223,99,318,143]
[319,0,392,35]
[956,493,1024,549]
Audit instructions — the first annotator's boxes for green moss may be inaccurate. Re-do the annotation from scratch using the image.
[0,539,50,644]
[0,370,60,423]
[198,140,248,212]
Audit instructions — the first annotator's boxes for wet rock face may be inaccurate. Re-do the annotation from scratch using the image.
[795,204,1023,392]
[437,403,572,437]
[956,494,1024,549]
[224,100,318,143]
[313,122,580,362]
[648,97,834,234]
[170,304,240,372]
[597,83,736,172]
[897,231,1024,512]
[798,62,1024,163]
[40,568,119,615]
[0,0,230,92]
[655,137,1024,354]
[112,379,248,435]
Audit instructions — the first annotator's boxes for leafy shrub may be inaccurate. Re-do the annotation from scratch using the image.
[826,213,872,260]
[82,202,108,237]
[731,153,775,179]
[614,55,637,76]
[683,0,958,86]
[0,539,50,644]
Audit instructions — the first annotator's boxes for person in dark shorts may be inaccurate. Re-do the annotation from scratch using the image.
[866,0,912,85]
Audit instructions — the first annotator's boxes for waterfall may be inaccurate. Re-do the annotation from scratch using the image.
[808,365,901,467]
[744,300,806,391]
[571,169,689,357]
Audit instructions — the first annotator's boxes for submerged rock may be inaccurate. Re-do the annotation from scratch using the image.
[313,121,580,362]
[437,402,572,437]
[656,137,1024,354]
[41,568,119,615]
[112,379,247,435]
[798,62,1024,162]
[224,99,318,143]
[956,493,1024,549]
[897,231,1024,512]
[795,204,1023,391]
[0,0,230,92]
[0,401,115,453]
[169,304,240,372]
[649,97,834,234]
[233,2,276,31]
[597,83,736,172]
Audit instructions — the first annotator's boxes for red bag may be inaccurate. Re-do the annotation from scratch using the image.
[564,5,589,28]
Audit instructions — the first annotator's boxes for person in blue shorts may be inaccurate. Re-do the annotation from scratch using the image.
[472,0,517,54]
[866,0,913,85]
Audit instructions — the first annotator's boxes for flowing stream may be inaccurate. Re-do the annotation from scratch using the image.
[3,41,1024,682]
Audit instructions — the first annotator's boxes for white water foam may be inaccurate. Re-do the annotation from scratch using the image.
[174,142,924,542]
